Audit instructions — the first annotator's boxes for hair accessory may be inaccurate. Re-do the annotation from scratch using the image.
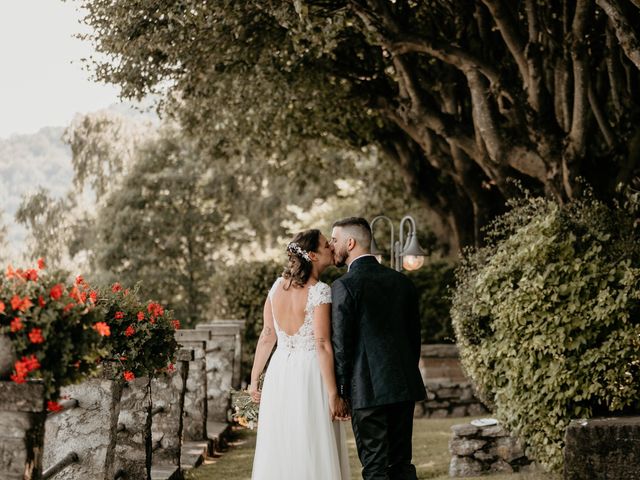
[287,242,311,262]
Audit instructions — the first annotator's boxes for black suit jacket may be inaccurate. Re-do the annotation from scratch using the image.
[331,256,426,409]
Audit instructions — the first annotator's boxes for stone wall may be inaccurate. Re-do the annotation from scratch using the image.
[43,366,123,480]
[0,382,46,480]
[564,417,640,480]
[417,344,488,418]
[194,323,244,422]
[449,421,532,477]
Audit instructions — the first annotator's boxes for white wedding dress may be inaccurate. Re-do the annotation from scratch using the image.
[251,278,351,480]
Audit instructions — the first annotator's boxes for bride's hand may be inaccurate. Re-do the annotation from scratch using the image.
[329,394,350,421]
[249,383,261,403]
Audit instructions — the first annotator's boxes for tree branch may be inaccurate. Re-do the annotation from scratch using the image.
[563,0,592,198]
[480,0,530,91]
[588,81,615,148]
[597,0,640,70]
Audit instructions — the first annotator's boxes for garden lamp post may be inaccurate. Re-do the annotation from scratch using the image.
[370,215,428,271]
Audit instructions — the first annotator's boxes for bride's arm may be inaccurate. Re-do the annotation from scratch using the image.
[249,297,277,402]
[313,303,346,418]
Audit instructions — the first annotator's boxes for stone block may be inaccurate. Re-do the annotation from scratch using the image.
[43,377,123,480]
[493,436,524,462]
[564,417,640,480]
[451,406,468,417]
[175,329,211,343]
[451,423,479,437]
[430,409,449,419]
[480,424,509,437]
[449,456,483,477]
[449,438,487,456]
[490,459,514,473]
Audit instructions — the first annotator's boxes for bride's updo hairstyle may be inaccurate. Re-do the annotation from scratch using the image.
[282,229,321,289]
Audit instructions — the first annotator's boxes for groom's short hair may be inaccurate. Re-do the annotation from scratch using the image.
[332,217,372,250]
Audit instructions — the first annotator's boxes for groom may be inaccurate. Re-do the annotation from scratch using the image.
[330,217,426,480]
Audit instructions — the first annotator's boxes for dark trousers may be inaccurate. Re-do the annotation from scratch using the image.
[351,401,418,480]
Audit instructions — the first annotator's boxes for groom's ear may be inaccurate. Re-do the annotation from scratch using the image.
[347,238,356,251]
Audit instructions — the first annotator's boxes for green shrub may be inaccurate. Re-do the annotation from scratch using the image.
[407,261,456,344]
[451,194,640,472]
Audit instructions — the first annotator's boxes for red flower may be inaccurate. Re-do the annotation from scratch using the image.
[10,295,21,310]
[75,275,85,286]
[137,311,145,321]
[10,373,26,383]
[124,325,135,337]
[13,359,28,377]
[93,322,111,337]
[47,401,63,412]
[22,355,40,372]
[69,286,81,302]
[167,363,176,373]
[5,265,17,279]
[28,328,44,344]
[63,303,75,313]
[0,301,4,313]
[89,291,98,303]
[38,296,46,308]
[147,302,164,319]
[50,284,64,301]
[24,269,38,281]
[172,320,181,330]
[37,258,46,270]
[123,371,135,382]
[111,282,122,293]
[80,292,87,303]
[11,295,33,312]
[124,288,130,296]
[10,317,23,333]
[115,311,125,320]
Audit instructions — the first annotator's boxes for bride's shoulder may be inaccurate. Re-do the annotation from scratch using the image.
[309,281,332,304]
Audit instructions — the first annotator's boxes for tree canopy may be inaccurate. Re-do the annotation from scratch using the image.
[78,0,640,247]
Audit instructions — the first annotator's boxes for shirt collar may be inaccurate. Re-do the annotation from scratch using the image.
[347,254,376,272]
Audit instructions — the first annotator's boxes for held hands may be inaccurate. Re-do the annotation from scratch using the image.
[249,382,261,403]
[329,393,351,421]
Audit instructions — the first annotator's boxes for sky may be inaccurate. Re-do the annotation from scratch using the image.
[0,0,121,139]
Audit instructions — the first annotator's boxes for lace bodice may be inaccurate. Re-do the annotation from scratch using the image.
[268,277,332,352]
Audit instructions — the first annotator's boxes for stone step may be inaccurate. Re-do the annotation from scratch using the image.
[207,421,231,453]
[180,440,209,471]
[150,464,180,480]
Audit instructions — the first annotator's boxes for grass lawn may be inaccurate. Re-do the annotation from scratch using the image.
[185,417,559,480]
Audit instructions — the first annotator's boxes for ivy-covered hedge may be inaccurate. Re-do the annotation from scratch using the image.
[451,194,640,472]
[213,258,455,382]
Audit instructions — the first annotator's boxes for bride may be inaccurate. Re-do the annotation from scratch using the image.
[249,229,351,479]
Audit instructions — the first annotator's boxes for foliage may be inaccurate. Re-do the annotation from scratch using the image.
[406,261,456,344]
[212,261,283,381]
[91,126,223,326]
[0,260,107,402]
[79,0,640,248]
[451,193,640,471]
[96,282,179,382]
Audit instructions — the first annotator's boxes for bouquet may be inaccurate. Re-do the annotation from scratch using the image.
[231,388,259,429]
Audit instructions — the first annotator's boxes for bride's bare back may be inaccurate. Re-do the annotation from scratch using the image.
[269,281,316,336]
